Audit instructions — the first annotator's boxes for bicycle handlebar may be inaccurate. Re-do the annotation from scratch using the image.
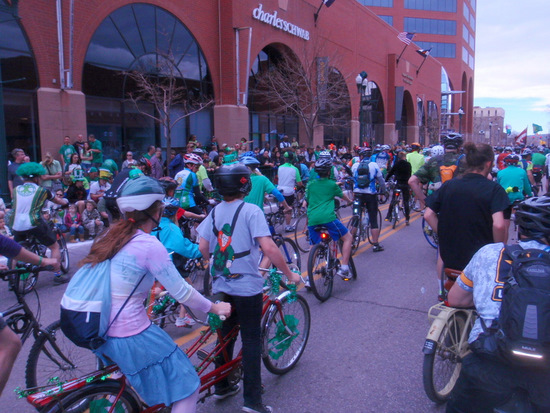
[0,264,55,280]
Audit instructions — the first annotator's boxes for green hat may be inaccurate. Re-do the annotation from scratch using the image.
[16,162,47,178]
[89,167,98,173]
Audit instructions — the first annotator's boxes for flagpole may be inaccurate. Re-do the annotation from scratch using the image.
[314,0,324,25]
[416,57,427,75]
[396,44,409,65]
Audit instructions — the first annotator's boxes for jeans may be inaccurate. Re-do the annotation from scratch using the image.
[69,225,85,236]
[215,293,263,406]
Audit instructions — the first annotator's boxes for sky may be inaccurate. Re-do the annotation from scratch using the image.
[474,0,550,135]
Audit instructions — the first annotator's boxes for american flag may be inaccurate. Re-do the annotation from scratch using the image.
[515,127,528,145]
[397,32,415,45]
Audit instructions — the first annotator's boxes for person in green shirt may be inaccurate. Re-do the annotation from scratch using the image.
[405,142,425,175]
[305,158,353,280]
[88,134,103,167]
[58,136,77,169]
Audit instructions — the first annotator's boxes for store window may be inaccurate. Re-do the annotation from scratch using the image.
[404,17,456,35]
[83,4,213,162]
[404,0,456,12]
[416,41,456,58]
[358,0,393,7]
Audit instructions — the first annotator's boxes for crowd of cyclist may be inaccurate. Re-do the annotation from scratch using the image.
[2,131,550,412]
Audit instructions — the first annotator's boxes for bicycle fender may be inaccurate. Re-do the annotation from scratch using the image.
[423,306,460,354]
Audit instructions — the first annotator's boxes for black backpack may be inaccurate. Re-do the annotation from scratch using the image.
[474,245,550,369]
[356,160,371,189]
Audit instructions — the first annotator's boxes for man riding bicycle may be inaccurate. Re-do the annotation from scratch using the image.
[7,162,69,284]
[385,151,412,225]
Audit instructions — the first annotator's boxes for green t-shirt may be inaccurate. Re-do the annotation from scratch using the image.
[406,151,425,175]
[305,178,343,226]
[90,140,103,163]
[196,164,209,189]
[244,174,275,210]
[497,165,533,204]
[532,152,546,167]
[59,144,76,165]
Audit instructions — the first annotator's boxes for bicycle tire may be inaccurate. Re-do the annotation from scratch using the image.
[262,294,311,375]
[26,320,102,388]
[58,234,70,274]
[422,312,467,403]
[422,217,439,249]
[346,215,360,256]
[307,243,333,302]
[366,209,383,245]
[276,237,301,273]
[39,380,141,413]
[378,192,388,205]
[294,213,311,253]
[392,201,399,229]
[348,255,358,280]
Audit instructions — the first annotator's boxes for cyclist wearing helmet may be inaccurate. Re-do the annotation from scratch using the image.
[408,133,466,210]
[446,196,550,413]
[309,150,337,181]
[87,174,230,412]
[174,153,210,215]
[519,148,537,190]
[277,151,303,232]
[497,146,513,170]
[406,142,425,175]
[497,154,532,241]
[197,163,300,413]
[7,162,69,284]
[192,148,214,192]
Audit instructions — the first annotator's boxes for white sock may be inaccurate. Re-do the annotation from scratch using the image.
[340,264,349,271]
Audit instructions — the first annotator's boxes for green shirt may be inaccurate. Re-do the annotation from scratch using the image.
[305,178,343,226]
[90,140,103,163]
[497,165,533,204]
[59,144,76,165]
[532,152,546,167]
[196,164,209,189]
[244,174,275,210]
[406,151,425,175]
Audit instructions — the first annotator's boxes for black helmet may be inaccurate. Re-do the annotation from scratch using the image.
[515,197,550,241]
[359,147,372,157]
[441,133,463,150]
[283,151,295,162]
[214,163,252,196]
[504,154,520,165]
[137,157,152,175]
[314,158,332,177]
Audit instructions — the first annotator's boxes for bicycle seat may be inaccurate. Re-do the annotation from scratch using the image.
[444,268,461,281]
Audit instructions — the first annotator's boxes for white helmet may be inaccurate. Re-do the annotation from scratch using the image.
[116,175,165,213]
[184,153,203,165]
[431,145,444,157]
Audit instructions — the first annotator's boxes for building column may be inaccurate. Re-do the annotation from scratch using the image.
[350,119,359,148]
[37,88,87,158]
[383,123,397,145]
[406,125,419,144]
[213,105,249,144]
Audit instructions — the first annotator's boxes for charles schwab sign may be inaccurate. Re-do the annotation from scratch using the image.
[252,4,310,40]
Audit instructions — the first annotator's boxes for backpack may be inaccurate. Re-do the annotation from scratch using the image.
[210,202,250,279]
[356,160,371,189]
[473,245,550,369]
[439,164,457,183]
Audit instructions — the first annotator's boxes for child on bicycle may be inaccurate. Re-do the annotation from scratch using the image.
[197,163,301,413]
[305,158,354,279]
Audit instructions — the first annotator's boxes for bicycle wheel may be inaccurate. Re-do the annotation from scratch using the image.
[294,213,311,253]
[58,234,70,274]
[422,217,439,249]
[307,243,333,302]
[262,294,311,375]
[423,312,468,403]
[378,192,388,205]
[275,237,301,273]
[348,255,358,280]
[366,209,383,245]
[40,380,141,413]
[392,201,399,229]
[26,320,102,388]
[346,215,360,256]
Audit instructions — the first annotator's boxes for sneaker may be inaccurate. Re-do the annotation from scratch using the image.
[175,316,195,327]
[242,404,273,413]
[284,225,295,232]
[405,220,410,226]
[304,279,311,289]
[53,274,69,284]
[214,383,240,400]
[336,267,351,281]
[372,243,384,252]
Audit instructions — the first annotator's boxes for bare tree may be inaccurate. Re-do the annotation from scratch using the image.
[124,52,213,162]
[252,40,351,146]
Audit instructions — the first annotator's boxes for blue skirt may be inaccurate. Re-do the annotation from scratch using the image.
[95,323,199,406]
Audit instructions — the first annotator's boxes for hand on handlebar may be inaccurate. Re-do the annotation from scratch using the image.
[44,257,60,272]
[210,301,231,319]
[0,264,8,271]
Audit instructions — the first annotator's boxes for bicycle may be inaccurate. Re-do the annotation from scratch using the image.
[0,264,99,389]
[421,217,439,249]
[387,187,405,229]
[346,199,382,255]
[24,268,311,412]
[307,224,357,302]
[8,226,70,293]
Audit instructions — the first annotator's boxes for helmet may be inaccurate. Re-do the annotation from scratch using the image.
[240,155,260,167]
[162,197,180,216]
[318,150,331,159]
[411,142,420,148]
[314,158,332,176]
[504,154,520,165]
[116,175,165,213]
[515,196,550,241]
[283,151,295,162]
[159,179,177,194]
[137,157,152,174]
[214,163,252,196]
[192,147,205,155]
[441,133,463,149]
[504,146,513,152]
[521,148,532,156]
[359,147,372,157]
[431,145,445,157]
[381,145,391,151]
[184,153,203,165]
[514,146,522,154]
[16,162,46,178]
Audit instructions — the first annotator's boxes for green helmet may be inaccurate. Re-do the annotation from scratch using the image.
[17,162,47,178]
[116,175,165,213]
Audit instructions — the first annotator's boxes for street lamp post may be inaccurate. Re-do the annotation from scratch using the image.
[489,122,493,146]
[458,106,464,134]
[478,130,484,144]
[356,71,368,146]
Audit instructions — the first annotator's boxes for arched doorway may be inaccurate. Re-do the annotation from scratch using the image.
[397,90,415,144]
[82,4,213,163]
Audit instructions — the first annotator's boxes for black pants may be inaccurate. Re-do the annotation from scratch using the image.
[215,293,263,406]
[446,353,550,413]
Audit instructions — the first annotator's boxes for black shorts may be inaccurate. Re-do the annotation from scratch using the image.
[283,195,295,207]
[353,192,380,229]
[13,219,57,247]
[503,205,512,220]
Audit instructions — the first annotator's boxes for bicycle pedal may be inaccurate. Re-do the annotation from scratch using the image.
[197,349,210,361]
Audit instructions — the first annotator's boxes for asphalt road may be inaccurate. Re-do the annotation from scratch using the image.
[1,205,452,413]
